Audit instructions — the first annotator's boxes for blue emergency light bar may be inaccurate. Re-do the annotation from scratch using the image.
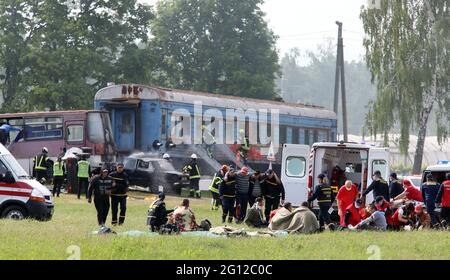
[437,160,449,165]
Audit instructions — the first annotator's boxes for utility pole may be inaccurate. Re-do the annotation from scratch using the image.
[334,21,348,142]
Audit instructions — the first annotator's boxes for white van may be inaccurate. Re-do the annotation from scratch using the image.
[281,142,390,209]
[0,144,54,220]
[422,161,450,184]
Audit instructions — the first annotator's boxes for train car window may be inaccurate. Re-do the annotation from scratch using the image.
[24,117,63,140]
[313,130,319,143]
[286,127,293,144]
[318,130,328,142]
[67,125,84,143]
[120,113,132,133]
[280,126,287,144]
[161,110,167,139]
[292,127,299,144]
[304,129,310,145]
[299,129,305,145]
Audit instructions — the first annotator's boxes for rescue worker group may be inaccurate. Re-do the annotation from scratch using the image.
[32,147,450,233]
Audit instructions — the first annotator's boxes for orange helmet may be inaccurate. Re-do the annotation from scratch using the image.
[221,165,230,172]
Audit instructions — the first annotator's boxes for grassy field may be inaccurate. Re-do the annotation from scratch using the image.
[0,192,448,260]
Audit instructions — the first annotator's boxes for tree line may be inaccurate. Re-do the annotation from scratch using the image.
[0,0,280,112]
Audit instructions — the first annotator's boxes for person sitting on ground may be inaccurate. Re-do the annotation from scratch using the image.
[348,202,387,231]
[147,192,174,232]
[171,199,198,232]
[392,180,423,207]
[391,202,415,231]
[244,197,268,228]
[341,198,363,228]
[413,204,431,230]
[270,202,292,222]
[374,196,394,229]
[269,202,320,234]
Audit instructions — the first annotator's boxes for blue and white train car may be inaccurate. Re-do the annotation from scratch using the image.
[94,85,337,162]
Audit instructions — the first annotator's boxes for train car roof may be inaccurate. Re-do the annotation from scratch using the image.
[95,84,337,120]
[0,110,106,119]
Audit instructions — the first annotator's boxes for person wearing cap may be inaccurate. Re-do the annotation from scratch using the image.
[420,174,441,226]
[235,166,251,223]
[109,163,129,226]
[362,170,389,203]
[249,170,264,207]
[436,173,450,228]
[219,168,237,224]
[413,204,431,230]
[307,173,335,230]
[374,196,394,229]
[262,169,285,223]
[336,180,358,226]
[208,165,229,210]
[52,157,65,197]
[394,180,424,204]
[33,147,51,182]
[342,198,362,228]
[348,202,387,231]
[76,154,91,199]
[182,154,202,198]
[88,169,114,226]
[389,173,404,199]
[147,192,174,232]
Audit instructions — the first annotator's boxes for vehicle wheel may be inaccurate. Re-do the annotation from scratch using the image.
[1,205,27,220]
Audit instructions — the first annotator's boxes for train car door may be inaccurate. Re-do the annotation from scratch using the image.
[114,109,136,152]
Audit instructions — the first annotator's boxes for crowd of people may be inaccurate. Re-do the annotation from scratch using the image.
[28,145,450,234]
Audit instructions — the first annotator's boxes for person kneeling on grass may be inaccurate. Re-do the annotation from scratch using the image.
[348,202,387,231]
[244,197,268,228]
[147,192,174,232]
[413,204,431,230]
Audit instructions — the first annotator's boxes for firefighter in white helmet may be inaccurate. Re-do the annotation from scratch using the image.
[182,154,201,198]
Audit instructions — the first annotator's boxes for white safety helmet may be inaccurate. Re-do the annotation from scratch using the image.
[42,147,48,153]
[191,153,198,159]
[163,153,171,159]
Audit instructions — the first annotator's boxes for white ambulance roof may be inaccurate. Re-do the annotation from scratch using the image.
[312,142,378,149]
[0,144,12,155]
[425,164,450,172]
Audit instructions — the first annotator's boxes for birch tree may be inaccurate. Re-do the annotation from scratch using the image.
[361,0,450,173]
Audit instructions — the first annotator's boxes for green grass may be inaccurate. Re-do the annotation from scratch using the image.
[0,193,448,260]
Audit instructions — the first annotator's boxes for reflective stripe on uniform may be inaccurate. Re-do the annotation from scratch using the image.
[53,162,64,176]
[77,160,90,178]
[34,155,48,170]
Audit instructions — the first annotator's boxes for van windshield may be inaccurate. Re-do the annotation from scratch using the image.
[3,154,29,178]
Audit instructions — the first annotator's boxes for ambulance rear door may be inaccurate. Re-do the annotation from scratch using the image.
[367,147,390,202]
[281,144,310,206]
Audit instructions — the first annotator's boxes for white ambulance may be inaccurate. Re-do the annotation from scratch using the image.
[0,144,54,220]
[281,142,390,209]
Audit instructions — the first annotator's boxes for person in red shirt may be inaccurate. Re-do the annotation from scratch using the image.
[391,202,415,230]
[337,180,359,226]
[393,180,423,206]
[342,198,362,227]
[436,173,450,228]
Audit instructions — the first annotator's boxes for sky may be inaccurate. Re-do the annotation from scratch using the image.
[140,0,368,62]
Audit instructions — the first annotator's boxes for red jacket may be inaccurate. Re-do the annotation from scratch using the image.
[438,180,450,207]
[343,203,361,227]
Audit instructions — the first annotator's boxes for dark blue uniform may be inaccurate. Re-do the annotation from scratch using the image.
[421,181,441,225]
[308,183,335,227]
